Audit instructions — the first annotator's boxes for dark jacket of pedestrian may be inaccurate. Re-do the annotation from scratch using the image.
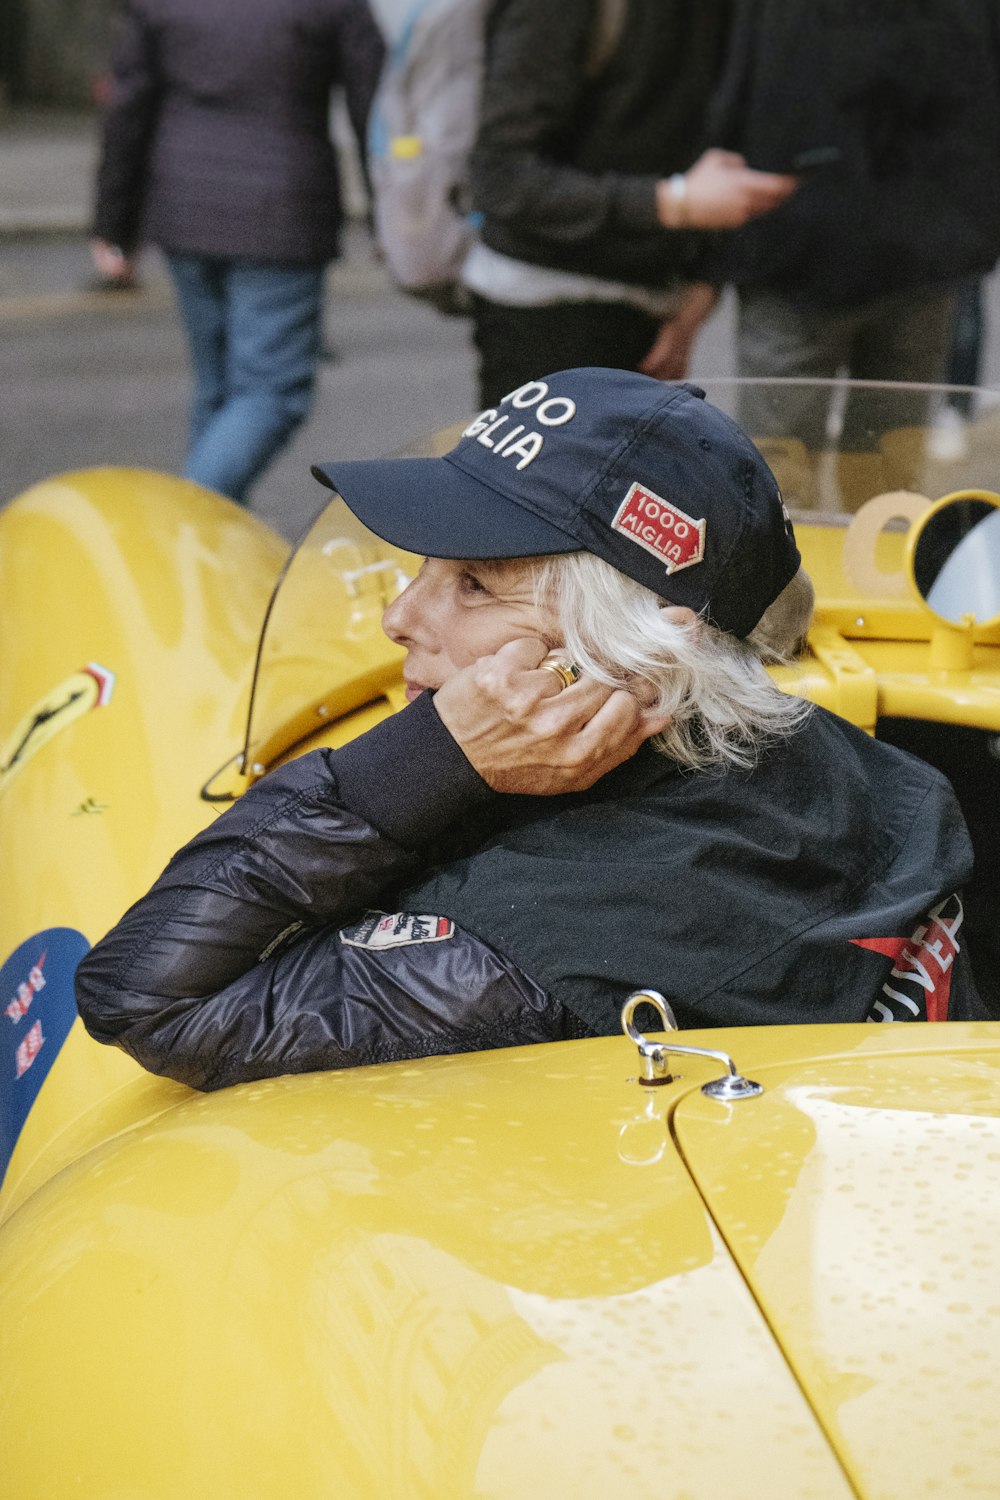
[708,0,1000,308]
[93,0,386,268]
[461,0,795,406]
[470,0,728,287]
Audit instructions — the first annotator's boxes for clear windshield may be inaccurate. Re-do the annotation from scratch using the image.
[243,381,1000,771]
[690,377,1000,517]
[242,419,464,774]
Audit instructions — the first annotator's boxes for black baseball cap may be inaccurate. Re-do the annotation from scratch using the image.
[311,368,800,638]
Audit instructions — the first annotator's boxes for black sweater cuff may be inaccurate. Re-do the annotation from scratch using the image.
[322,692,500,850]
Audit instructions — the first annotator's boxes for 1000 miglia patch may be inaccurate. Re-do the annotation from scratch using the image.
[340,911,455,950]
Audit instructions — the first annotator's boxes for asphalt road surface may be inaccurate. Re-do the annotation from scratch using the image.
[0,227,491,540]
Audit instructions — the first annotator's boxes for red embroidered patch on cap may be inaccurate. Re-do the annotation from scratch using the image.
[611,483,706,574]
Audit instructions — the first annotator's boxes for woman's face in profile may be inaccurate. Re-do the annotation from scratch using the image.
[381,556,556,702]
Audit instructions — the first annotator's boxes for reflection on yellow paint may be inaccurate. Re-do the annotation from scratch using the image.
[1,1051,855,1498]
[675,1049,1000,1500]
[0,662,114,794]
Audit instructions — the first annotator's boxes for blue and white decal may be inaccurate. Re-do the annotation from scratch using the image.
[1,928,89,1186]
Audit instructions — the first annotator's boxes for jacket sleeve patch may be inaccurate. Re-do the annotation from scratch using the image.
[340,910,455,950]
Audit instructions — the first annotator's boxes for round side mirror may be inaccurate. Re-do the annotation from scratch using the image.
[908,489,1000,626]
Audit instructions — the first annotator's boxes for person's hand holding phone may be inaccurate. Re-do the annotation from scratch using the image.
[656,149,797,231]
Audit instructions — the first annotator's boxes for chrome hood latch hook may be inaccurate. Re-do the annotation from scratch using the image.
[621,990,764,1100]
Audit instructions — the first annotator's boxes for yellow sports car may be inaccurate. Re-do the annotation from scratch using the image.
[2,379,1000,1498]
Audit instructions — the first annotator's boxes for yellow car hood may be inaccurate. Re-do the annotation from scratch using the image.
[674,1026,1000,1499]
[4,1022,1000,1498]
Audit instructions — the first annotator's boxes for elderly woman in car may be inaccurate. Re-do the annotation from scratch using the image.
[75,370,985,1091]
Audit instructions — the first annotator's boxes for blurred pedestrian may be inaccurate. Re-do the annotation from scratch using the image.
[705,0,1000,507]
[91,0,385,505]
[944,279,986,419]
[462,0,796,407]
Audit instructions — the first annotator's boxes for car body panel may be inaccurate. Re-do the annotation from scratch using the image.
[0,467,288,950]
[674,1031,1000,1498]
[1,1032,863,1500]
[0,469,287,1200]
[5,1023,998,1497]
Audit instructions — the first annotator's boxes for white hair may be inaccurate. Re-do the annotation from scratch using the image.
[529,553,815,771]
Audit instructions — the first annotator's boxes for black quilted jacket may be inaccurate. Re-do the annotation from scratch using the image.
[75,693,987,1092]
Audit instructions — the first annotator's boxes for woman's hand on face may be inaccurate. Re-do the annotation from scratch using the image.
[433,638,670,795]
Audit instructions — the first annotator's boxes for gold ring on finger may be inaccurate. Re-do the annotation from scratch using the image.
[538,654,582,691]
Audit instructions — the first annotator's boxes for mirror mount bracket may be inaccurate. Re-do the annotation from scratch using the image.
[929,613,976,672]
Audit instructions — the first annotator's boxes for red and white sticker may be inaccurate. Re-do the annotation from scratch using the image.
[611,482,706,574]
[5,953,46,1024]
[341,911,455,950]
[15,1019,44,1079]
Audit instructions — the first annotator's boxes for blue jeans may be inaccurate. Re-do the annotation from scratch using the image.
[167,256,325,503]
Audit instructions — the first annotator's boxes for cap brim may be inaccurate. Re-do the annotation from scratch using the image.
[311,454,580,561]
